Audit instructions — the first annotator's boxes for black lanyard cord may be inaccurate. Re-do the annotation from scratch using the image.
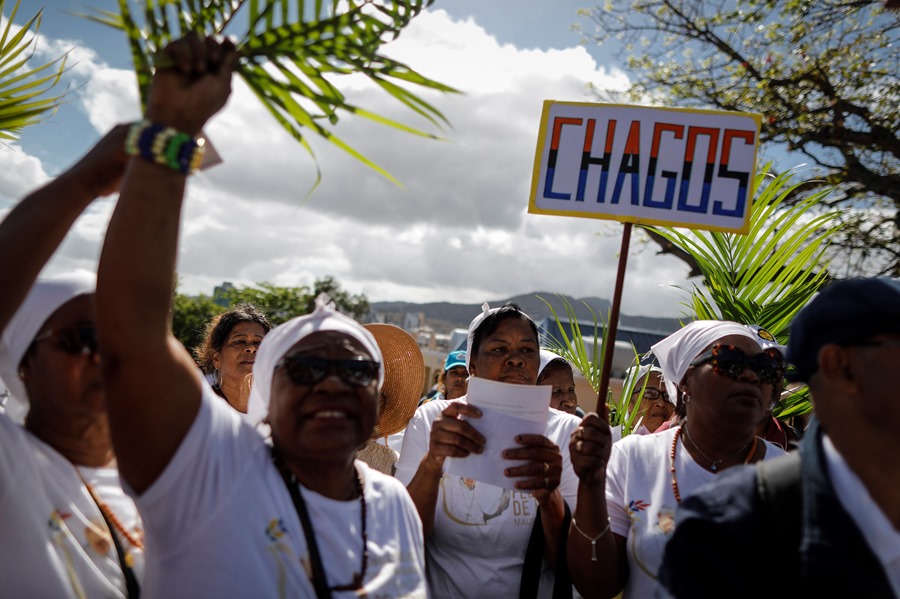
[270,446,367,599]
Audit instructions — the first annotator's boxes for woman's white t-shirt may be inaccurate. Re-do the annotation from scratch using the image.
[395,396,581,599]
[0,412,143,598]
[131,385,426,599]
[606,426,787,599]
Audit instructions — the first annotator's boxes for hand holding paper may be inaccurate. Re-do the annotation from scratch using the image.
[423,402,485,474]
[444,377,555,490]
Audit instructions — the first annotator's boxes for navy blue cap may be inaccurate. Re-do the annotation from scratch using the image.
[787,277,900,382]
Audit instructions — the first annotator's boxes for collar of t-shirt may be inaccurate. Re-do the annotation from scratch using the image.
[822,434,900,595]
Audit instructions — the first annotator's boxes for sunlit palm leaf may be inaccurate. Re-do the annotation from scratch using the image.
[648,164,843,416]
[0,0,68,140]
[538,293,655,434]
[81,0,458,182]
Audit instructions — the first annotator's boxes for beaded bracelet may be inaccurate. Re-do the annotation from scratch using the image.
[125,120,206,174]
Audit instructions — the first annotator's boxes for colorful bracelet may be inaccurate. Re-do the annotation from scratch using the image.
[125,120,206,174]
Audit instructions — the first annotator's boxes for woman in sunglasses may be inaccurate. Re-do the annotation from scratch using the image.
[567,320,788,599]
[94,35,425,597]
[0,126,145,596]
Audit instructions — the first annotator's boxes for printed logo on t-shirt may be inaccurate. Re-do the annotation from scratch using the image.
[627,499,676,581]
[440,475,527,526]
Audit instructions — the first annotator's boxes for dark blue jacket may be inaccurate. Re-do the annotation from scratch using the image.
[657,417,894,598]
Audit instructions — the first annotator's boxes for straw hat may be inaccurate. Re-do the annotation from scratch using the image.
[364,324,425,438]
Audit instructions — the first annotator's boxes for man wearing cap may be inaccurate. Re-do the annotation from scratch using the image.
[658,277,900,598]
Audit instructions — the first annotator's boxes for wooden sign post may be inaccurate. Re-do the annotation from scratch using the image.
[528,101,761,407]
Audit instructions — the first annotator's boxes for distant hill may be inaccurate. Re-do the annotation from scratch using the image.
[370,292,681,335]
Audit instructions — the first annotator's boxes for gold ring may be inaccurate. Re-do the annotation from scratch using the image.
[576,440,583,453]
[543,461,550,474]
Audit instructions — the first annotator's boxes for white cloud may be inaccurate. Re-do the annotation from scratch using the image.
[17,7,690,318]
[0,145,49,203]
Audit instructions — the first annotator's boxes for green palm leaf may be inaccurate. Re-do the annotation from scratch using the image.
[0,0,69,141]
[538,293,659,434]
[80,0,459,183]
[648,163,844,416]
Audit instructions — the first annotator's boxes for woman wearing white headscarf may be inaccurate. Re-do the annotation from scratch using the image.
[537,349,580,415]
[95,35,425,598]
[620,363,674,436]
[0,124,143,597]
[396,303,581,599]
[566,320,789,599]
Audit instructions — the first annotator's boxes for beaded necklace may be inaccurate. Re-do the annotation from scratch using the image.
[682,423,754,472]
[669,426,758,503]
[78,473,142,598]
[80,476,144,550]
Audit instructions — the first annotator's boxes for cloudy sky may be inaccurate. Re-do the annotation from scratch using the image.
[3,0,699,318]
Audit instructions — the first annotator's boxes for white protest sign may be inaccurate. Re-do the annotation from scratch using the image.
[529,102,761,233]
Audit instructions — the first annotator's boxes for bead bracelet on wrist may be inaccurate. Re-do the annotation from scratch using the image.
[125,120,205,174]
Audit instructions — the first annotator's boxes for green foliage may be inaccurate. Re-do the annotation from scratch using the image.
[581,0,900,277]
[172,292,222,354]
[648,164,844,416]
[650,164,842,341]
[537,294,606,393]
[0,0,68,140]
[537,294,652,436]
[172,276,369,353]
[81,0,459,185]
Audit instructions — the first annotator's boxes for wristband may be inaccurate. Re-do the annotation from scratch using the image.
[125,120,206,174]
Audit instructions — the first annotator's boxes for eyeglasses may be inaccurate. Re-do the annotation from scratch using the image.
[275,356,380,387]
[689,344,785,385]
[32,324,98,355]
[632,386,669,401]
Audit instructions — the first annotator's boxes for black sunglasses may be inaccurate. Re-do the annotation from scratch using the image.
[32,324,98,355]
[690,344,784,385]
[275,356,380,387]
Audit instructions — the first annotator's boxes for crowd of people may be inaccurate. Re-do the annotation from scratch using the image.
[1,32,898,599]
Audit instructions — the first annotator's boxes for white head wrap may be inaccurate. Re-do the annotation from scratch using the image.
[538,349,565,379]
[246,294,384,426]
[465,303,499,371]
[651,320,765,402]
[0,270,96,415]
[464,302,536,372]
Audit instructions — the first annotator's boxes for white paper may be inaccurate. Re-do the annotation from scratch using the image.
[444,377,551,489]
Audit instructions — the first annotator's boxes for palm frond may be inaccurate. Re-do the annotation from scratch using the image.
[647,163,844,416]
[0,0,69,140]
[81,0,459,182]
